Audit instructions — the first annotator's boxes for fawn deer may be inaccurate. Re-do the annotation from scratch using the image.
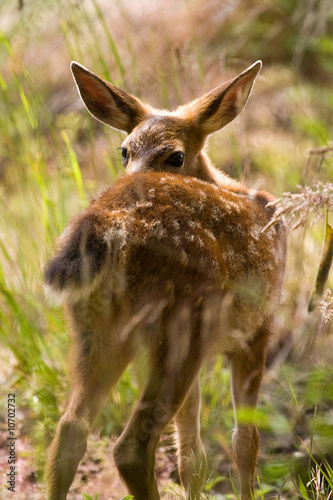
[45,61,287,500]
[70,60,262,188]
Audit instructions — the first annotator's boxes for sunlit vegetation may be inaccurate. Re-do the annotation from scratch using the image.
[0,0,332,498]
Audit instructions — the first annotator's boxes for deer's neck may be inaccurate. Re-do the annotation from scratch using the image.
[197,151,247,194]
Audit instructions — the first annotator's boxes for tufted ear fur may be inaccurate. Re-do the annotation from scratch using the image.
[182,61,262,135]
[71,62,150,133]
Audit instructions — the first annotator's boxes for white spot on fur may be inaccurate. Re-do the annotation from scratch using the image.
[250,225,261,241]
[103,224,128,250]
[203,228,216,241]
[184,232,195,242]
[248,188,258,200]
[172,234,181,246]
[199,189,207,200]
[219,197,241,213]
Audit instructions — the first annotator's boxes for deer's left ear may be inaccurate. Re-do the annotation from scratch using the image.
[183,61,262,136]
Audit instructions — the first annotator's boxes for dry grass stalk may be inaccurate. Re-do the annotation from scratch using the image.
[319,289,333,323]
[265,181,333,231]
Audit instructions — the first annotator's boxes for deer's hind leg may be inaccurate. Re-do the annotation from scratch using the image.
[46,301,135,500]
[175,374,207,499]
[113,302,205,500]
[228,322,270,500]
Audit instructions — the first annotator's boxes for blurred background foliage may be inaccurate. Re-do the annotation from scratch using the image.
[0,0,333,498]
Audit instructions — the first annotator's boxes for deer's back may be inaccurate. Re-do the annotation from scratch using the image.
[45,172,286,341]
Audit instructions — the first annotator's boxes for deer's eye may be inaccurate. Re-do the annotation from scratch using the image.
[120,147,128,163]
[165,151,184,168]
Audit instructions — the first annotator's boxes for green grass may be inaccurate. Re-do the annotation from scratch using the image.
[0,0,333,498]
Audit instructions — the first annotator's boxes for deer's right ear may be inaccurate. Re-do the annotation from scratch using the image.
[70,62,149,133]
